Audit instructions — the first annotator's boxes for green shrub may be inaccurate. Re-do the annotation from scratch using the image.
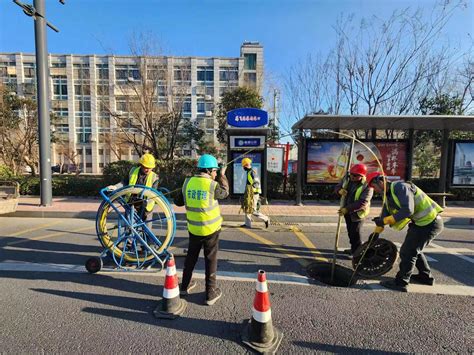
[0,165,15,179]
[102,160,135,185]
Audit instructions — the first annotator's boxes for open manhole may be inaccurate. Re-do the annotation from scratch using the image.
[306,261,357,287]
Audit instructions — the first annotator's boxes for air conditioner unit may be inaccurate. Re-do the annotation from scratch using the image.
[205,95,213,101]
[205,111,212,117]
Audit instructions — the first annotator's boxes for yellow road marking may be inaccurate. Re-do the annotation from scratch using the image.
[6,226,94,246]
[7,221,62,237]
[238,227,309,267]
[290,226,329,262]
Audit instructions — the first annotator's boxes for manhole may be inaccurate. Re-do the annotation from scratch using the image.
[306,261,357,287]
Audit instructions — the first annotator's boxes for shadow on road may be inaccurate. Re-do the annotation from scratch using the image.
[293,341,404,354]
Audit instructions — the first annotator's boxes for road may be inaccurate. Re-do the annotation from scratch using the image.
[0,217,473,353]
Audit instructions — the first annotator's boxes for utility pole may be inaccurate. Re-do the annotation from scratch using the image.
[13,0,64,206]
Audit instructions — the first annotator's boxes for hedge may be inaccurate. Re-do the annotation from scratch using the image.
[3,164,473,201]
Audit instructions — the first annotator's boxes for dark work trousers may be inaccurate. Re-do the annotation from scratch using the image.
[181,229,220,293]
[396,216,444,285]
[344,214,363,253]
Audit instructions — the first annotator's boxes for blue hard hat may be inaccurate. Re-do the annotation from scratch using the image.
[197,154,219,169]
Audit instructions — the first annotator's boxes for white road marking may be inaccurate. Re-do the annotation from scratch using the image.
[361,280,474,297]
[0,261,473,296]
[429,242,474,264]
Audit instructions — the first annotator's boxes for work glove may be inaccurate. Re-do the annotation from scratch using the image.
[219,164,227,176]
[372,216,385,227]
[107,185,117,191]
[338,207,349,216]
[338,188,348,197]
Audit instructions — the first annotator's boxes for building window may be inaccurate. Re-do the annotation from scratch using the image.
[197,99,205,114]
[52,76,68,99]
[23,82,36,95]
[73,64,90,79]
[244,72,257,87]
[115,65,140,82]
[23,63,36,78]
[173,66,191,82]
[219,67,238,82]
[55,124,69,133]
[96,83,109,96]
[197,66,214,82]
[99,162,104,168]
[53,107,69,118]
[76,128,92,143]
[96,64,109,80]
[74,83,91,96]
[244,53,257,70]
[51,62,66,68]
[75,99,91,112]
[85,149,92,155]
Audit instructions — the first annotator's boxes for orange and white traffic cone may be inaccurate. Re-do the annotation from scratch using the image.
[153,255,187,319]
[241,270,283,353]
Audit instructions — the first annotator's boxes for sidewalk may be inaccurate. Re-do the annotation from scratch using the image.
[5,196,474,225]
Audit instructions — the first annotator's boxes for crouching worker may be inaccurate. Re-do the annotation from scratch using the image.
[367,172,443,292]
[106,153,159,221]
[178,154,229,305]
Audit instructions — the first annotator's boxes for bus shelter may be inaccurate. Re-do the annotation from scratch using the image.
[291,114,474,207]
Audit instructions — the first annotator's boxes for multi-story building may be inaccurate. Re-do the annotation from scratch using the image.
[0,42,263,173]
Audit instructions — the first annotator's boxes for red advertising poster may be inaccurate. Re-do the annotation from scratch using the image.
[306,140,407,184]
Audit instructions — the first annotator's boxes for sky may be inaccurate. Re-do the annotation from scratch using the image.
[1,0,473,129]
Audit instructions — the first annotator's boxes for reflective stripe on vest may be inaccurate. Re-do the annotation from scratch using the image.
[183,176,222,236]
[388,182,443,231]
[354,181,370,219]
[128,167,157,212]
[247,170,262,194]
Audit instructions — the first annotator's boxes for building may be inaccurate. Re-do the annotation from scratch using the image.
[0,42,263,173]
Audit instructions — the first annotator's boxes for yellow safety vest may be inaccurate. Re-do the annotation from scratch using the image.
[183,176,222,236]
[128,167,158,212]
[247,170,262,194]
[387,182,443,231]
[353,181,371,219]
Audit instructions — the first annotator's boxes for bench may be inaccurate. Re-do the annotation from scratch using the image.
[427,192,454,208]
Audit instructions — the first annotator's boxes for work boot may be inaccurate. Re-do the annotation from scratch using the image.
[410,274,435,286]
[179,280,197,297]
[380,279,408,292]
[205,287,222,306]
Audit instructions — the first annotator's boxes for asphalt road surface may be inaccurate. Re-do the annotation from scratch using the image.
[0,217,473,353]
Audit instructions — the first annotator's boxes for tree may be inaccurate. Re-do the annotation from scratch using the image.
[414,93,473,177]
[0,84,39,175]
[104,33,204,161]
[285,2,469,139]
[216,87,264,144]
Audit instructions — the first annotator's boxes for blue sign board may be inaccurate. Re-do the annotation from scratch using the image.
[235,138,261,147]
[227,108,268,128]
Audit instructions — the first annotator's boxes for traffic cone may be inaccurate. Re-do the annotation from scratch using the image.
[241,270,283,353]
[153,255,187,319]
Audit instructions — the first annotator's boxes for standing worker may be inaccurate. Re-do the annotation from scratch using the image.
[335,164,373,256]
[241,158,269,228]
[107,153,159,221]
[178,154,229,305]
[367,172,444,292]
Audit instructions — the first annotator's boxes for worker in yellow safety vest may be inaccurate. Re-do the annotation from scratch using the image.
[107,153,159,221]
[241,157,269,228]
[177,154,229,306]
[367,172,444,292]
[334,164,373,256]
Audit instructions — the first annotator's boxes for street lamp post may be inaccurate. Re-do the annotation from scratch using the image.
[13,0,64,206]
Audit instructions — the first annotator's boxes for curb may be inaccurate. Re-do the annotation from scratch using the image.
[3,211,473,226]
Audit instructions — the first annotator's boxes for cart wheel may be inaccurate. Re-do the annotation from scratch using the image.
[85,257,103,274]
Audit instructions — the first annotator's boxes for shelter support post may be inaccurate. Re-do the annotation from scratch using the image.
[296,130,303,206]
[406,129,414,181]
[438,129,450,208]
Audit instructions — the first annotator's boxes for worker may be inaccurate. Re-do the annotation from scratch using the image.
[334,164,373,256]
[107,153,159,221]
[241,157,269,228]
[367,172,444,292]
[178,154,229,306]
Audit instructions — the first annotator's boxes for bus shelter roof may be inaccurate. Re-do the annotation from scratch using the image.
[292,115,474,131]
